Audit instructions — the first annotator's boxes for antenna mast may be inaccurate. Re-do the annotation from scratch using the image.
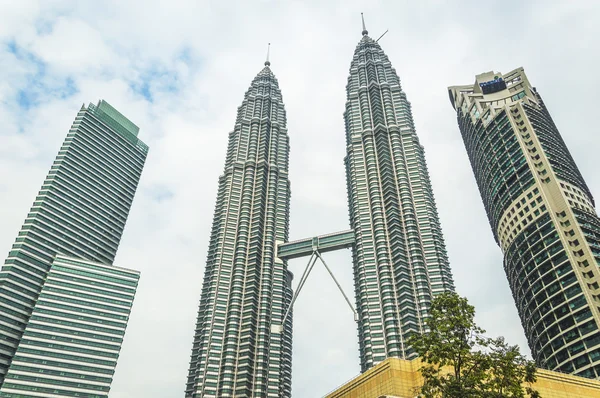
[361,12,368,36]
[376,29,389,42]
[264,43,271,66]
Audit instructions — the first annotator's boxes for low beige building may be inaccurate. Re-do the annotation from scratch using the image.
[325,357,600,398]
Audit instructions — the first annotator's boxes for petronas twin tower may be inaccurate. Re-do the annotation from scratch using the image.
[185,18,454,397]
[185,62,294,397]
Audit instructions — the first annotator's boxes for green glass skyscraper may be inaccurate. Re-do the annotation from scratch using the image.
[185,60,293,397]
[449,68,600,378]
[0,100,147,395]
[0,255,140,397]
[344,21,455,372]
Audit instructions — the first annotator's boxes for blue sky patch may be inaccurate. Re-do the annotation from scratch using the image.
[7,40,78,111]
[129,64,183,102]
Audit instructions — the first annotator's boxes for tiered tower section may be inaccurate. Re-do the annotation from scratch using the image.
[344,27,455,372]
[449,68,600,379]
[0,255,139,397]
[186,63,293,397]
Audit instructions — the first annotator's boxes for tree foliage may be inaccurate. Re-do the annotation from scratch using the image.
[409,293,540,398]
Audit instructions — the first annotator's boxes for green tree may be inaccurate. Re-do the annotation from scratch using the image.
[409,293,540,398]
[484,337,539,398]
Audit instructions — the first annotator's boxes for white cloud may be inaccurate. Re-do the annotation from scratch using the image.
[29,17,115,72]
[1,0,600,397]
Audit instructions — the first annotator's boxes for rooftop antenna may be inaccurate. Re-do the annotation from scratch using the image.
[376,29,389,43]
[264,43,271,66]
[361,12,368,36]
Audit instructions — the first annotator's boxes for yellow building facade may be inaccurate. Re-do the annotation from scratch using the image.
[325,358,600,398]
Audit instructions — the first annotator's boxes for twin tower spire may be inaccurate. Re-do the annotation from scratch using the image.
[185,14,455,398]
[264,42,270,66]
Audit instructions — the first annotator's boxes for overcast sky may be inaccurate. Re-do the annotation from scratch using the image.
[1,0,600,397]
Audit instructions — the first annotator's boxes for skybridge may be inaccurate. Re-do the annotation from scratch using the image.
[272,229,358,333]
[277,229,355,260]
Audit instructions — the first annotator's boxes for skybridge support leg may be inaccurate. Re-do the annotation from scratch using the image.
[315,251,358,322]
[271,250,358,334]
[271,252,318,333]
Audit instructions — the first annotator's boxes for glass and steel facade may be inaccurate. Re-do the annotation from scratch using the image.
[185,63,293,397]
[344,30,455,372]
[0,100,148,391]
[449,68,600,379]
[0,255,139,398]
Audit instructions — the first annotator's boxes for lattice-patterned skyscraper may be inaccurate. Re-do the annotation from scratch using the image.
[185,59,293,397]
[344,20,455,371]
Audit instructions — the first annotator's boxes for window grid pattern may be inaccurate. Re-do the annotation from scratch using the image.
[344,35,455,373]
[524,96,593,204]
[505,214,600,378]
[497,186,548,251]
[456,108,535,240]
[185,66,292,398]
[0,255,138,398]
[559,182,594,215]
[0,102,147,387]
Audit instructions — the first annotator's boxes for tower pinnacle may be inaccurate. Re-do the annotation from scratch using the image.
[265,42,271,66]
[361,12,368,36]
